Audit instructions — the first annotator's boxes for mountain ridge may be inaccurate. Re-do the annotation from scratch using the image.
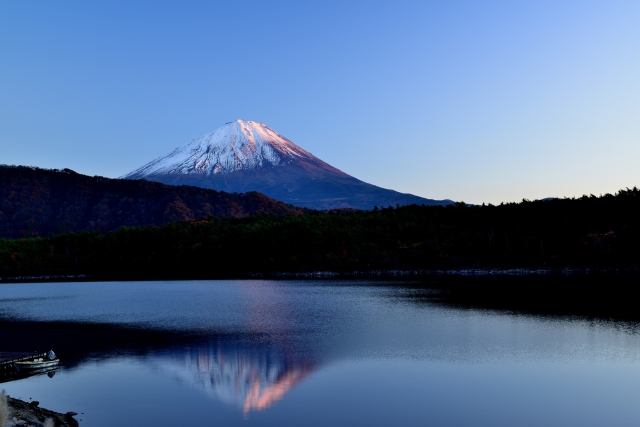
[123,120,453,210]
[0,165,305,238]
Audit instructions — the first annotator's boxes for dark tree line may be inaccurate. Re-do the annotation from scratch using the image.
[1,188,639,279]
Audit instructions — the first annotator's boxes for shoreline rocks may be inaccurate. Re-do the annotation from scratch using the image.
[0,266,638,283]
[250,266,640,279]
[2,393,78,427]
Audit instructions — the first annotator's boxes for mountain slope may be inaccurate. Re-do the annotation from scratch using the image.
[0,165,304,238]
[123,120,452,209]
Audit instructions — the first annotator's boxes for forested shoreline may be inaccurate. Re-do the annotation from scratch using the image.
[1,188,638,280]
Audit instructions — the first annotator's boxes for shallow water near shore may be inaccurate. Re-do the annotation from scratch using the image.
[1,279,640,426]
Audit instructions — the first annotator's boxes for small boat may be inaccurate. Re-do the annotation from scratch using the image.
[14,358,59,372]
[13,350,59,372]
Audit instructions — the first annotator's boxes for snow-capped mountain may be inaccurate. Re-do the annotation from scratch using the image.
[122,119,452,210]
[125,120,323,177]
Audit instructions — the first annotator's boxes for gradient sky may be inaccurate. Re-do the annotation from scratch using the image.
[1,1,639,204]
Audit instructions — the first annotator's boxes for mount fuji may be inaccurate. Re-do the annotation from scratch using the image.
[122,120,452,210]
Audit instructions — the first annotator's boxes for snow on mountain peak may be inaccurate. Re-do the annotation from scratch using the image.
[123,119,316,178]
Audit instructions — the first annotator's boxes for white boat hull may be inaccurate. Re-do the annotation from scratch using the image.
[14,359,59,372]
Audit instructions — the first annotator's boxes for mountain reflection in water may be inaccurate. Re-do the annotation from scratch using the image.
[4,280,640,427]
[0,317,318,414]
[150,343,314,414]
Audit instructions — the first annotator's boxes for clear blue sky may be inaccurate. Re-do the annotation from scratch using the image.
[1,1,639,204]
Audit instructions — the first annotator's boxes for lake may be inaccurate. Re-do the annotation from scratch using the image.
[1,279,640,426]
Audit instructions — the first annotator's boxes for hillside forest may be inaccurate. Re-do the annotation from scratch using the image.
[1,188,638,279]
[0,165,305,238]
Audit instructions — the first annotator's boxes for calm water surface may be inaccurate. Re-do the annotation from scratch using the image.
[1,280,640,426]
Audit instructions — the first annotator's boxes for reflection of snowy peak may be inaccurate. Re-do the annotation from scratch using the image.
[151,345,313,414]
[123,120,317,177]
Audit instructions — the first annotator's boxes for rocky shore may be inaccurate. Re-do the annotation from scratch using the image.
[0,275,89,284]
[1,393,78,427]
[1,266,639,283]
[250,266,640,279]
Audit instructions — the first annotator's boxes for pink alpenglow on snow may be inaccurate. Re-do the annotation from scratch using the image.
[123,120,453,210]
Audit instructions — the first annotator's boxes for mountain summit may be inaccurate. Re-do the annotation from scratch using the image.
[124,120,324,177]
[122,120,452,209]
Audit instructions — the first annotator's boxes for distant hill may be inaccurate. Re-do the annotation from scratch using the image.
[122,119,453,210]
[0,165,305,238]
